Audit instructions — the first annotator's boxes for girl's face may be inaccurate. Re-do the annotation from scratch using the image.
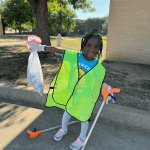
[84,37,100,61]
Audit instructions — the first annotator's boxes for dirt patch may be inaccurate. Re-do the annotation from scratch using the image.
[101,60,150,111]
[0,38,150,112]
[0,38,61,89]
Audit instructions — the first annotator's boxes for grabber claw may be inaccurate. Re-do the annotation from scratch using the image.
[26,121,79,139]
[26,129,41,138]
[26,129,33,135]
[103,86,121,102]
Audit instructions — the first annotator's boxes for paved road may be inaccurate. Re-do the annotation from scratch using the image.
[0,96,150,150]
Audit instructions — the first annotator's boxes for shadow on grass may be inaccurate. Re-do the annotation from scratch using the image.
[0,36,56,41]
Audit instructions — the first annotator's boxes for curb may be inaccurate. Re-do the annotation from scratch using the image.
[0,82,150,131]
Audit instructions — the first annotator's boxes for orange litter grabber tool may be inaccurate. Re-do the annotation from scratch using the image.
[81,86,121,150]
[26,120,79,138]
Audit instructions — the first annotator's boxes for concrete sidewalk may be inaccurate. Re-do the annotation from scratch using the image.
[0,95,150,150]
[0,82,150,131]
[0,82,150,150]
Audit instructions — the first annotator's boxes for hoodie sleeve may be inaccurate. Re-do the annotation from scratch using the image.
[61,49,66,60]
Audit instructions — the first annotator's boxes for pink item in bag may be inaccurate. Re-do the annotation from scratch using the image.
[26,35,42,50]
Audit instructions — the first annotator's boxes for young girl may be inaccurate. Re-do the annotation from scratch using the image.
[29,31,112,150]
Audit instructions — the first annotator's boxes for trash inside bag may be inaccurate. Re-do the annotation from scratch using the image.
[26,35,42,50]
[27,48,44,96]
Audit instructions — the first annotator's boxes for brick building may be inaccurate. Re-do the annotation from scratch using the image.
[0,14,3,37]
[106,0,150,65]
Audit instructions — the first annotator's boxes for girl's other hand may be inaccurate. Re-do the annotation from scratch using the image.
[102,83,114,104]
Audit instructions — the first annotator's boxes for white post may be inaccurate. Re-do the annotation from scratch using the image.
[56,33,62,47]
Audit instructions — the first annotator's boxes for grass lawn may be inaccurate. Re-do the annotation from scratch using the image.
[51,36,107,62]
[51,36,107,48]
[2,34,107,62]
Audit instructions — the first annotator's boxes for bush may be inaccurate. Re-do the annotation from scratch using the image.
[79,30,85,35]
[61,32,67,36]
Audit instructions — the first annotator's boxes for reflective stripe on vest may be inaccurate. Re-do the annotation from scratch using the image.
[46,50,106,122]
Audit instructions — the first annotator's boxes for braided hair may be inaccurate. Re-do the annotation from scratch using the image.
[80,29,103,61]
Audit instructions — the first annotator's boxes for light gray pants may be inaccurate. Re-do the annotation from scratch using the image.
[62,110,89,139]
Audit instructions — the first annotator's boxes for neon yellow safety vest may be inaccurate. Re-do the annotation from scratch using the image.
[46,50,106,122]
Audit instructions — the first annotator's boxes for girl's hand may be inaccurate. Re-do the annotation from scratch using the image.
[29,43,47,52]
[102,83,114,104]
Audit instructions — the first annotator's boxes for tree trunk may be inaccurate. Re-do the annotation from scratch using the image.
[28,0,51,46]
[19,29,22,35]
[32,29,34,34]
[3,26,5,35]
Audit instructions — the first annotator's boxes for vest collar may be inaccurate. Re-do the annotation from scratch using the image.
[77,51,99,80]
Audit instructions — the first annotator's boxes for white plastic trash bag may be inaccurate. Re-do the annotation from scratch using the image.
[27,48,44,96]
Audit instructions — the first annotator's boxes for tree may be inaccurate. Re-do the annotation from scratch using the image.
[0,0,9,14]
[1,12,7,35]
[27,0,96,46]
[85,18,106,33]
[73,17,108,35]
[47,1,77,35]
[2,0,34,35]
[1,0,35,35]
[73,19,85,33]
[0,0,9,34]
[102,15,108,33]
[24,17,35,33]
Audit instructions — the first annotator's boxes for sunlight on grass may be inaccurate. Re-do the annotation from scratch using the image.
[103,39,107,49]
[4,34,28,37]
[51,37,107,49]
[51,40,81,51]
[2,35,107,61]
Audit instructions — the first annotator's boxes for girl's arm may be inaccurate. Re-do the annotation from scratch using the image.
[45,46,64,54]
[29,43,64,54]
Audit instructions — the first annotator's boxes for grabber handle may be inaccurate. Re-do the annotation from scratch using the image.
[108,94,116,100]
[110,88,121,93]
[103,86,121,102]
[81,101,105,150]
